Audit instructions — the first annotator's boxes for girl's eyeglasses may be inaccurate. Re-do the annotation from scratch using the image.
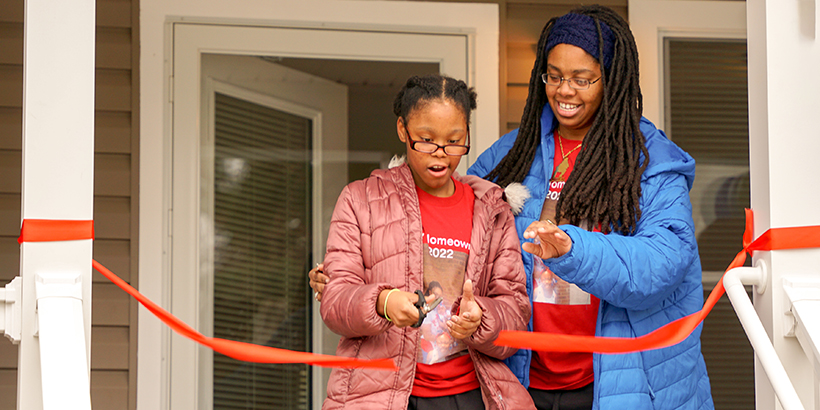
[403,122,470,156]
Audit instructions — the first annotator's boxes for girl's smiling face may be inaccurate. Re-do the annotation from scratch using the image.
[397,99,468,197]
[545,43,604,140]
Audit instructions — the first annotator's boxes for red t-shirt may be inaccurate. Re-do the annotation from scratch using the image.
[411,179,481,397]
[529,131,600,391]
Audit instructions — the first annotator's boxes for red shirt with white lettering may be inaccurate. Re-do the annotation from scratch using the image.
[411,179,481,397]
[529,131,600,391]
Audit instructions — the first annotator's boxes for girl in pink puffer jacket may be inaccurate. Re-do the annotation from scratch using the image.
[319,74,534,410]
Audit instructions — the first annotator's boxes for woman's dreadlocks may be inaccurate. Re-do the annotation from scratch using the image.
[484,5,648,235]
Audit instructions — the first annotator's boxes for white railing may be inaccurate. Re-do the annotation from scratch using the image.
[724,260,806,410]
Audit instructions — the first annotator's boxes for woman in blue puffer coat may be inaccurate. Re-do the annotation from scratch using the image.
[467,5,714,410]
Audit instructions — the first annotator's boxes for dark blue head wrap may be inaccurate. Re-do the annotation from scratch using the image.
[545,13,615,69]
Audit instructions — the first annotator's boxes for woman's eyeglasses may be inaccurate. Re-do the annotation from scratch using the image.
[542,73,601,90]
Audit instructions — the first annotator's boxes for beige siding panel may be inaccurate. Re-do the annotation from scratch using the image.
[507,43,536,85]
[0,239,130,283]
[0,193,20,237]
[0,149,20,194]
[506,85,528,128]
[0,110,132,153]
[0,340,17,368]
[0,237,19,282]
[0,152,130,197]
[0,343,131,405]
[97,27,132,70]
[95,197,131,240]
[507,4,566,44]
[0,107,22,150]
[91,370,129,410]
[0,1,23,23]
[98,0,133,28]
[0,22,22,65]
[0,171,129,236]
[0,370,16,410]
[91,327,130,370]
[0,26,130,70]
[96,153,132,197]
[93,283,130,326]
[97,69,132,112]
[94,239,131,283]
[0,64,22,107]
[0,370,129,409]
[96,111,132,154]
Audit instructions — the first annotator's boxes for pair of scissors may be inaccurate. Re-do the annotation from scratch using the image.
[411,290,443,328]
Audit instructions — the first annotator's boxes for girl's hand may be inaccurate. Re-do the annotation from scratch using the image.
[447,280,482,340]
[378,289,437,328]
[309,263,329,301]
[521,220,572,259]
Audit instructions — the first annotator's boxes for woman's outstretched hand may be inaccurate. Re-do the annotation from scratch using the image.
[309,263,329,301]
[447,280,482,340]
[522,220,572,259]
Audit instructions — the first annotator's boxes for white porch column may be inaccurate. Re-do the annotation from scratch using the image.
[19,0,96,409]
[746,0,820,409]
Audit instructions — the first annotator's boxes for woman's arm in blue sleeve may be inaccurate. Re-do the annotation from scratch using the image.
[545,171,698,311]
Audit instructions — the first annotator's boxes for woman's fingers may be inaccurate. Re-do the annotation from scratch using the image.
[308,263,328,301]
[522,220,572,259]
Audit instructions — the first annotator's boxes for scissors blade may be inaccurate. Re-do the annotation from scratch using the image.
[423,297,443,315]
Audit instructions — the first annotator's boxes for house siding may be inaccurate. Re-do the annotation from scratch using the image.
[0,0,139,409]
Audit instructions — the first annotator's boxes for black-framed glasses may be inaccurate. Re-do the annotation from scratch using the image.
[402,122,470,156]
[541,73,601,90]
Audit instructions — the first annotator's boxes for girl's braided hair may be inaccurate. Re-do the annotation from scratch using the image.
[393,74,477,125]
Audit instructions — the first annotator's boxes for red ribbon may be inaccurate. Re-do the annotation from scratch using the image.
[495,209,820,353]
[19,219,396,370]
[18,219,94,244]
[92,260,394,369]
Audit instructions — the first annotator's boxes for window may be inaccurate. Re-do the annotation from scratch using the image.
[209,92,312,409]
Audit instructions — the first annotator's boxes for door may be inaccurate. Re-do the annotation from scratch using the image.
[140,3,499,409]
[169,20,475,410]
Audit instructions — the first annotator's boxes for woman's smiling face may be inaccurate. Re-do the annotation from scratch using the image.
[545,43,604,140]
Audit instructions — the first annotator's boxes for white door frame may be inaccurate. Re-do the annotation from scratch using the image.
[629,0,747,127]
[176,23,469,410]
[139,2,499,409]
[174,23,469,410]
